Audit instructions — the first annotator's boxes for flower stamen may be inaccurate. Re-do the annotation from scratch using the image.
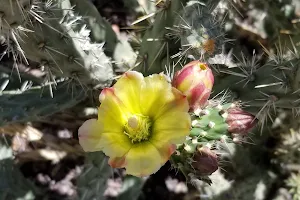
[124,114,152,143]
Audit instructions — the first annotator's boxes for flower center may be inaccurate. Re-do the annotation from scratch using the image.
[124,114,152,143]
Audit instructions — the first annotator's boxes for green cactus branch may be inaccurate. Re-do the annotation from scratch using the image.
[76,151,111,200]
[69,0,137,71]
[0,81,85,126]
[211,43,300,128]
[1,0,114,88]
[134,0,223,75]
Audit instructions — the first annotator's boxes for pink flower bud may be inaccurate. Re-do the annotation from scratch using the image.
[172,61,214,111]
[192,147,218,176]
[226,107,257,135]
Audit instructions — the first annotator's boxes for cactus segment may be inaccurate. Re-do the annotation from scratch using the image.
[0,81,85,126]
[77,152,111,200]
[69,0,137,71]
[1,0,114,87]
[134,0,189,75]
[212,52,300,126]
[116,175,145,200]
[133,0,223,75]
[190,105,231,142]
[180,1,224,59]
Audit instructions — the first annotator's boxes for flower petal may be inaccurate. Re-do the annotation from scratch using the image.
[140,73,174,117]
[99,87,114,103]
[154,87,190,120]
[108,156,127,168]
[124,142,164,177]
[113,71,144,113]
[99,132,132,158]
[151,102,191,146]
[78,119,103,152]
[98,88,128,133]
[155,144,177,163]
[148,87,191,147]
[152,130,186,147]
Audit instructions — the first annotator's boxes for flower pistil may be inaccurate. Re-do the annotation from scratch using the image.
[124,114,152,143]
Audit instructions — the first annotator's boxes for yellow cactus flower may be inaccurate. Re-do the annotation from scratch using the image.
[78,71,191,177]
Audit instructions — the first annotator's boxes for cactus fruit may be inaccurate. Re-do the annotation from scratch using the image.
[226,107,258,135]
[191,146,219,176]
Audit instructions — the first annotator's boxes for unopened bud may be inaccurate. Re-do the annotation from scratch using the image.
[172,61,214,111]
[226,107,257,135]
[192,147,218,176]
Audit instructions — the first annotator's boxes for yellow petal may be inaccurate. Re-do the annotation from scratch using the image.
[78,119,103,152]
[99,132,132,158]
[98,88,128,133]
[154,87,190,120]
[99,87,114,103]
[151,109,191,146]
[124,142,164,177]
[153,111,191,133]
[155,144,177,163]
[140,73,174,117]
[113,71,144,113]
[150,129,187,148]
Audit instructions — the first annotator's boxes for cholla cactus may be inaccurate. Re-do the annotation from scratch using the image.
[0,0,119,126]
[1,0,114,86]
[3,0,291,197]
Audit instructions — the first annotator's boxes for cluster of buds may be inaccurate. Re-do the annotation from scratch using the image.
[170,60,258,180]
[172,60,257,138]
